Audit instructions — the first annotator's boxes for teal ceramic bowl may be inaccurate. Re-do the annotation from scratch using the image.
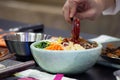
[30,40,102,74]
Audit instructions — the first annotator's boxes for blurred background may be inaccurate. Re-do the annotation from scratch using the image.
[0,0,120,37]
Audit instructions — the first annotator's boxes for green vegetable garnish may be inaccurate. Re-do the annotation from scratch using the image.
[34,41,50,49]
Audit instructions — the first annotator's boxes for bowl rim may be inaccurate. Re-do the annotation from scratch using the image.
[3,32,51,42]
[30,40,102,53]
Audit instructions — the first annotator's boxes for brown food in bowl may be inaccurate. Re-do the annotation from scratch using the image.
[62,37,98,49]
[102,43,120,58]
[70,18,98,49]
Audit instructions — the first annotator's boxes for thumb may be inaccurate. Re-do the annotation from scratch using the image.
[69,0,86,18]
[69,3,77,18]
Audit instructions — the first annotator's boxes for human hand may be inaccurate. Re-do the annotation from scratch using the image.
[63,0,115,23]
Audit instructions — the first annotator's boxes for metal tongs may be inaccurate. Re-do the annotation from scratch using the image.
[71,18,80,42]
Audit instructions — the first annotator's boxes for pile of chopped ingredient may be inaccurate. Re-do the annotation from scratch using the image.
[34,37,98,50]
[102,43,120,58]
[34,18,98,50]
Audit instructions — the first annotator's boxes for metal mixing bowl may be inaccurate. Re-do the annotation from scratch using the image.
[4,32,51,58]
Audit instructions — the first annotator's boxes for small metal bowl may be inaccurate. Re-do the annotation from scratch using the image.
[3,32,51,61]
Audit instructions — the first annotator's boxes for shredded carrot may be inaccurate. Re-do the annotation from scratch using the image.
[45,43,63,50]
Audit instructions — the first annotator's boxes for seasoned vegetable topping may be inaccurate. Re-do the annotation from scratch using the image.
[34,41,50,49]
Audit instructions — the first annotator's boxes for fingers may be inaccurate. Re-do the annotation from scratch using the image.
[69,0,84,18]
[63,0,79,23]
[69,3,77,19]
[63,0,95,22]
[63,1,71,23]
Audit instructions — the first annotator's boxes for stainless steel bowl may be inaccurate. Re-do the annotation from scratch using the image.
[4,32,51,57]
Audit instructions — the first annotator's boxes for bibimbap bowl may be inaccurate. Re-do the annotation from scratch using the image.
[30,37,102,74]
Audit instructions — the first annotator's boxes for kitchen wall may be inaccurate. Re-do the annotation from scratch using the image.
[0,0,119,37]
